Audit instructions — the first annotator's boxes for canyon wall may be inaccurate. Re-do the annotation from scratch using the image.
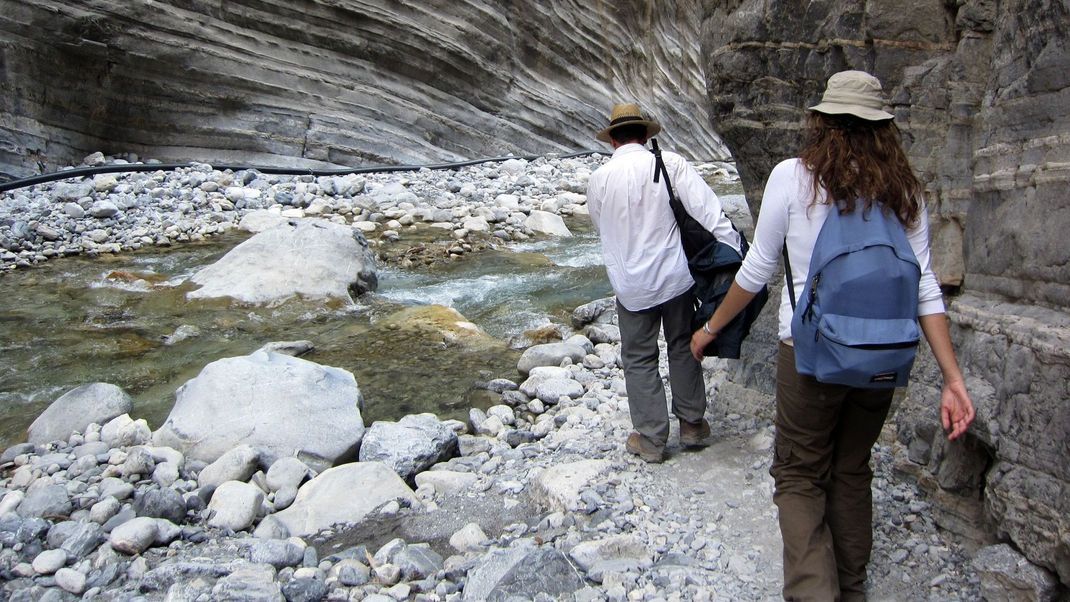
[0,0,725,180]
[704,0,1070,588]
[3,0,1069,591]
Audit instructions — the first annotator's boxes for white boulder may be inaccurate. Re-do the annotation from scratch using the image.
[153,351,365,471]
[187,218,377,304]
[272,462,420,537]
[26,383,132,445]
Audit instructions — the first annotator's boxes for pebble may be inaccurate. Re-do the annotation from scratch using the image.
[31,549,67,574]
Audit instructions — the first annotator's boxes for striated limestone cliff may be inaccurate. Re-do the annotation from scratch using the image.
[3,0,1069,592]
[0,0,725,180]
[704,0,1070,588]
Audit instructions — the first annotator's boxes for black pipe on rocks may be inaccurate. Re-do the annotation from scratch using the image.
[0,151,609,194]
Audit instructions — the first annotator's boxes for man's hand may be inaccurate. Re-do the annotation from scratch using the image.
[690,328,716,362]
[940,379,975,441]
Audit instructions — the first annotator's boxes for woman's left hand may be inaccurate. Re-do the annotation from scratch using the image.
[691,329,716,362]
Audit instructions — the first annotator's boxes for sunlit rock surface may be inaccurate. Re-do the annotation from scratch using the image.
[0,0,725,179]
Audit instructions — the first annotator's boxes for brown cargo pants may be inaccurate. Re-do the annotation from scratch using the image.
[772,341,894,601]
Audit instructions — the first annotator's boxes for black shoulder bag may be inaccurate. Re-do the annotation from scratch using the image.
[650,139,769,359]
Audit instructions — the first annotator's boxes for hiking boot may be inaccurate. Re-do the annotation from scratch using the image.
[626,432,664,463]
[679,417,712,448]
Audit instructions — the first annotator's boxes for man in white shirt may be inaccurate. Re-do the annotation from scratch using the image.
[586,103,740,462]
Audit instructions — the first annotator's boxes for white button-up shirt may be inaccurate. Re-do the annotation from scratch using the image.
[587,143,740,312]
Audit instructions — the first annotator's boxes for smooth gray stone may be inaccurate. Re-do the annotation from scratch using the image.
[197,445,260,491]
[102,505,136,533]
[16,484,72,519]
[87,200,119,218]
[1,443,36,465]
[206,481,263,532]
[108,516,159,555]
[54,567,86,594]
[330,559,370,587]
[484,379,519,393]
[187,218,377,304]
[247,539,305,569]
[59,522,104,559]
[516,343,586,376]
[133,488,186,524]
[463,545,585,601]
[272,463,419,538]
[265,456,313,493]
[26,383,133,446]
[98,477,135,501]
[394,543,444,581]
[358,413,458,481]
[52,181,94,202]
[72,441,109,458]
[32,453,72,471]
[31,548,67,574]
[281,575,327,602]
[154,351,365,473]
[63,202,85,218]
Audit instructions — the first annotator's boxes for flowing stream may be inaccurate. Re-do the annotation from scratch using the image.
[0,218,610,448]
[0,188,746,450]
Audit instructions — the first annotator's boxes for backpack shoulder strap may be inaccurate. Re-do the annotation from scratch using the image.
[783,243,796,311]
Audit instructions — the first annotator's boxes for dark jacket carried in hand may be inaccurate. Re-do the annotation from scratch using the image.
[651,139,769,359]
[688,237,768,359]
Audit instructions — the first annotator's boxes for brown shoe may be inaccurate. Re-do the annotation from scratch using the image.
[679,417,712,448]
[626,432,665,463]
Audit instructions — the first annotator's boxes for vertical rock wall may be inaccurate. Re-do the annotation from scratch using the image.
[703,0,1070,587]
[0,0,725,180]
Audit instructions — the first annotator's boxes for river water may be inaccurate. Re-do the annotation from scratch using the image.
[0,218,609,448]
[0,190,746,450]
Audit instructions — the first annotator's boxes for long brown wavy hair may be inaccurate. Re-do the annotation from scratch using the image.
[799,112,922,227]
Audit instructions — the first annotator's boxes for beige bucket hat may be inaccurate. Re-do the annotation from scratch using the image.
[596,103,662,142]
[809,70,894,121]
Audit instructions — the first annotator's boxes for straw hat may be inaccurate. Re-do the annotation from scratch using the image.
[809,71,894,121]
[596,103,661,143]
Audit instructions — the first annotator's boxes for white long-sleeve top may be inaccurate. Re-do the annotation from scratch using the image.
[587,143,741,312]
[735,158,946,341]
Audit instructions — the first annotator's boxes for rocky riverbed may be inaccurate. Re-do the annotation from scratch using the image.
[0,153,1001,600]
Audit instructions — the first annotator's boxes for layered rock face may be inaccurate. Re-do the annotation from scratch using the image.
[0,0,724,180]
[704,0,1070,586]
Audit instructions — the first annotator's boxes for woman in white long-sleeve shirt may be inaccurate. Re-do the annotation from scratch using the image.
[690,71,975,600]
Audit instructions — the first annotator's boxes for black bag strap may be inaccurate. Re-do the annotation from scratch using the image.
[651,138,742,240]
[783,242,796,311]
[651,139,689,228]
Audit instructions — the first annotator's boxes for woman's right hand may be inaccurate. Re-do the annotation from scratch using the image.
[940,379,975,441]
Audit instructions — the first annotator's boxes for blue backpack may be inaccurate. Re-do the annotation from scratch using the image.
[785,203,921,388]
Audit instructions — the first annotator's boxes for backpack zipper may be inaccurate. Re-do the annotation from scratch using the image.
[802,272,820,324]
